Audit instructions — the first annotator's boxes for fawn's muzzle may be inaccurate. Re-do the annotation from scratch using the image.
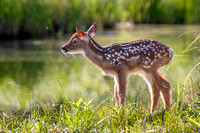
[61,45,67,53]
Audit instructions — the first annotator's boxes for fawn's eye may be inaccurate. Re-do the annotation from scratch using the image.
[72,40,77,45]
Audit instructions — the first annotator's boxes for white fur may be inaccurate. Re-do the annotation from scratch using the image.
[67,49,85,55]
[168,48,173,60]
[97,55,103,60]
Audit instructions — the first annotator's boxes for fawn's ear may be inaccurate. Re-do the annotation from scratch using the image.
[87,23,97,38]
[76,27,88,41]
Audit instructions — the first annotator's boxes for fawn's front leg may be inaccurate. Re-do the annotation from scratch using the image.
[115,70,128,106]
[114,77,119,107]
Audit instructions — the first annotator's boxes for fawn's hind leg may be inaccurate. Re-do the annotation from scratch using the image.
[148,71,171,113]
[156,72,171,109]
[150,82,161,113]
[155,71,171,110]
[143,72,161,113]
[160,88,171,109]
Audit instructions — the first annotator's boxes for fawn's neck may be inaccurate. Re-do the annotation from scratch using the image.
[84,37,105,68]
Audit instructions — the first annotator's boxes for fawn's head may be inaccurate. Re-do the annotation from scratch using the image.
[61,24,97,55]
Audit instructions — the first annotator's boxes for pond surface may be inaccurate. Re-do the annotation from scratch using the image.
[0,25,199,109]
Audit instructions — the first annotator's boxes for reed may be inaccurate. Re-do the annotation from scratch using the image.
[0,0,200,38]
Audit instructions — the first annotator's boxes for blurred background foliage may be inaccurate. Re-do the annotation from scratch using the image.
[0,0,200,38]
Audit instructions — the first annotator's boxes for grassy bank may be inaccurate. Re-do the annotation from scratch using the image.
[0,38,199,132]
[0,96,199,132]
[0,0,200,38]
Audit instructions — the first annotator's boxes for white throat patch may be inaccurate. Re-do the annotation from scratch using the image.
[67,49,85,55]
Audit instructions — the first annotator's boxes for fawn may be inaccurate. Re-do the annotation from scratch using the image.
[61,24,173,113]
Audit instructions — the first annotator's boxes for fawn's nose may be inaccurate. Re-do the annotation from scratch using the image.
[61,45,67,52]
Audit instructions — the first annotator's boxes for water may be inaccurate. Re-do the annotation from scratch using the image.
[0,25,199,108]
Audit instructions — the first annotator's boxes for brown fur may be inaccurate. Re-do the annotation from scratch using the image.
[61,24,173,113]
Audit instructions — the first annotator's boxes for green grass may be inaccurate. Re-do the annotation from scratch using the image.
[0,95,199,132]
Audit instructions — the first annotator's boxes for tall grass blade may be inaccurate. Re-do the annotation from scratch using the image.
[184,62,200,86]
[64,109,73,132]
[177,81,181,110]
[187,117,200,127]
[183,36,200,53]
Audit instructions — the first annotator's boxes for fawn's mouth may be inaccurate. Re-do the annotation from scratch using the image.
[61,49,70,57]
[61,45,68,54]
[61,49,68,55]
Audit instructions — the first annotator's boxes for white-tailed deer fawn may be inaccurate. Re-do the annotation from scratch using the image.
[61,24,173,113]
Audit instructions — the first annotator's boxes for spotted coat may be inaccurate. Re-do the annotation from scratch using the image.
[103,39,173,69]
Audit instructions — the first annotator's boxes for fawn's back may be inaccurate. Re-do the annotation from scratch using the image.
[102,39,173,74]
